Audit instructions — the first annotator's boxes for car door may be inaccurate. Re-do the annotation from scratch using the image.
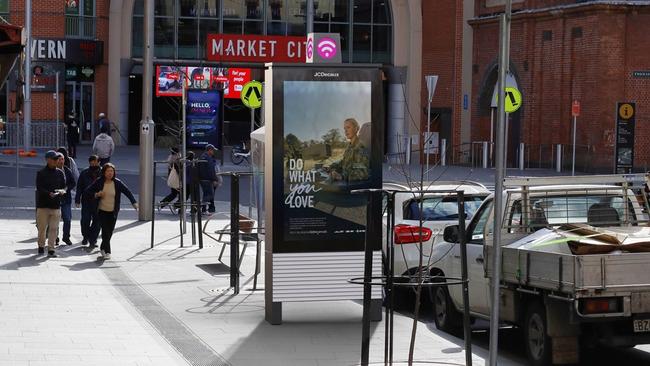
[450,199,493,315]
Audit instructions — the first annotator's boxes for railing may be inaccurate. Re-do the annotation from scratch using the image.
[0,122,66,149]
[65,15,96,39]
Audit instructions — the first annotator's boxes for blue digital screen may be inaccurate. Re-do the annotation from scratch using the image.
[186,89,222,149]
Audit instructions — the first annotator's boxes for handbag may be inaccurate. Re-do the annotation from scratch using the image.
[167,168,180,190]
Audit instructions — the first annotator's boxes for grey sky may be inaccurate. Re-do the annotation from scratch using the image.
[283,81,371,141]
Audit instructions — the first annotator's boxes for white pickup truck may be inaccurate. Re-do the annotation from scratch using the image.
[426,175,650,365]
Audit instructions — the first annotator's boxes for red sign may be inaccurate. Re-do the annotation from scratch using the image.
[206,34,307,63]
[225,68,251,99]
[572,100,580,117]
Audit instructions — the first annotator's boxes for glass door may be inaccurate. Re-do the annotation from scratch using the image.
[79,83,94,142]
[64,81,95,143]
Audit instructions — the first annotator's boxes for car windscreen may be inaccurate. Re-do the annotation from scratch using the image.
[404,195,486,221]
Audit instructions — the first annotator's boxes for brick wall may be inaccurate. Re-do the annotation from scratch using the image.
[471,4,650,171]
[420,0,463,160]
[7,0,109,128]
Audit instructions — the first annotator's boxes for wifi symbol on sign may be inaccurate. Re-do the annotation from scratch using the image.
[317,38,337,59]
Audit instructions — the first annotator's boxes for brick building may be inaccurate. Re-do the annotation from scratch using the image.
[7,0,108,145]
[469,0,650,172]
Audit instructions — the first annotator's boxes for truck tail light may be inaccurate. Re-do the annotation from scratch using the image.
[580,298,621,314]
[394,224,432,245]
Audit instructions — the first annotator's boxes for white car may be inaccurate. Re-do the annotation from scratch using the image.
[382,181,490,282]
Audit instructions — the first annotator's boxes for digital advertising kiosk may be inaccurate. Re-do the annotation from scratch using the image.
[264,63,384,324]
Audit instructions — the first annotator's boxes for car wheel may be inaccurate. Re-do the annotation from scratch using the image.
[432,285,462,333]
[525,301,552,366]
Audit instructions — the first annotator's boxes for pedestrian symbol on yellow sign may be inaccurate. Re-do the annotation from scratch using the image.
[241,81,263,109]
[495,87,522,113]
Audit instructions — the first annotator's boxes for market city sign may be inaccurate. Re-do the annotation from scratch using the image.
[206,34,307,63]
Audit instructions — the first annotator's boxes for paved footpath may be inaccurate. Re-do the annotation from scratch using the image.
[0,187,524,366]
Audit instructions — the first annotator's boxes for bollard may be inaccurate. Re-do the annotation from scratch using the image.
[405,136,411,165]
[230,174,240,294]
[482,141,489,169]
[519,142,525,170]
[556,144,562,173]
[441,138,447,167]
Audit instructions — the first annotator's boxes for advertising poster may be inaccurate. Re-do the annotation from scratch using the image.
[282,80,373,244]
[186,89,222,149]
[186,67,211,89]
[156,65,183,97]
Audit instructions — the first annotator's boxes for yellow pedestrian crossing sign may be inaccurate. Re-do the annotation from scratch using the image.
[496,87,523,113]
[241,81,263,109]
[504,87,522,113]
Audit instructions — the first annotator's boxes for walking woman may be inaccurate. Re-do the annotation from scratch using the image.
[84,163,138,260]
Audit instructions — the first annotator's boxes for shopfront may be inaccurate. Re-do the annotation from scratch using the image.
[125,0,393,146]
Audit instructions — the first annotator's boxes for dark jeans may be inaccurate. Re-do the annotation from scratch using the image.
[61,202,72,240]
[67,138,77,158]
[99,157,111,166]
[98,210,117,254]
[200,181,215,210]
[81,203,100,244]
[161,188,179,204]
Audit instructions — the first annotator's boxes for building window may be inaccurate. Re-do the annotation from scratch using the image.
[65,0,96,39]
[0,0,8,17]
[131,0,392,64]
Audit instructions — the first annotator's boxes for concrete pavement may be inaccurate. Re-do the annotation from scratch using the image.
[0,187,526,366]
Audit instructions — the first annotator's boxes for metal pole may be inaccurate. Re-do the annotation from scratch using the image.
[572,116,577,176]
[306,0,314,33]
[181,87,187,233]
[15,113,19,189]
[489,2,511,364]
[139,0,155,221]
[483,141,489,169]
[24,0,32,152]
[150,162,156,249]
[360,190,378,366]
[440,138,447,167]
[426,101,431,180]
[55,72,59,147]
[231,174,240,294]
[490,108,494,166]
[457,191,472,366]
[519,142,525,170]
[249,108,254,218]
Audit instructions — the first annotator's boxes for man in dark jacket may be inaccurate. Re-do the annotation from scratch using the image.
[198,144,219,213]
[56,153,76,246]
[75,155,101,247]
[35,150,67,256]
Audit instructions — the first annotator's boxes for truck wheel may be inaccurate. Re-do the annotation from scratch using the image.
[524,302,552,366]
[432,285,461,333]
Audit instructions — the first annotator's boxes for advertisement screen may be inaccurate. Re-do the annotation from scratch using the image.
[156,66,183,97]
[156,65,251,99]
[282,80,372,242]
[186,89,222,149]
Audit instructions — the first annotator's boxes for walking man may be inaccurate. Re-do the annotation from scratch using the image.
[97,112,111,136]
[93,126,114,165]
[56,153,76,246]
[198,144,220,214]
[75,155,101,247]
[35,150,67,257]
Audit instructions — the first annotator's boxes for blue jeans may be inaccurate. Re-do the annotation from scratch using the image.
[61,202,72,241]
[81,203,100,244]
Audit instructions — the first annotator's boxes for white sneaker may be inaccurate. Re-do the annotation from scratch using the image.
[103,253,111,260]
[100,249,106,258]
